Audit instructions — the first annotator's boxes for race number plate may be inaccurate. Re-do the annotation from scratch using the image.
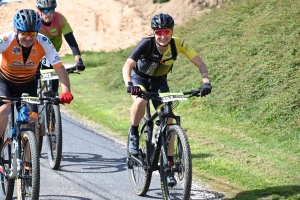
[21,96,40,104]
[40,69,59,81]
[41,56,51,68]
[159,92,187,102]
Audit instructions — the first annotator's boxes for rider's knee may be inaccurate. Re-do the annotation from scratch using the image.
[0,104,11,116]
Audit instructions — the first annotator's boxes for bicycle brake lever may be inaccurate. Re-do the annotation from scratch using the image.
[191,90,200,97]
[49,97,61,105]
[140,92,151,100]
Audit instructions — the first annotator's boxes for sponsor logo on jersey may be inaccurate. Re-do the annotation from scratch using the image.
[12,61,23,68]
[42,36,47,41]
[12,46,21,55]
[0,39,3,45]
[165,52,171,58]
[30,49,37,56]
[52,55,61,63]
[26,60,35,67]
[50,28,57,33]
[3,36,8,42]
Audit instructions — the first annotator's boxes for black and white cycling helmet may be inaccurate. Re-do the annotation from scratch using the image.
[13,9,41,32]
[36,0,57,9]
[151,13,174,30]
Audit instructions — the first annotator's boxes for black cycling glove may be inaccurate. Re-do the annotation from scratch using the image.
[199,82,212,97]
[75,58,85,71]
[127,82,141,95]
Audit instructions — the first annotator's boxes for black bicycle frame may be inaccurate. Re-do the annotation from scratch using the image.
[37,74,56,138]
[138,101,181,172]
[7,102,35,178]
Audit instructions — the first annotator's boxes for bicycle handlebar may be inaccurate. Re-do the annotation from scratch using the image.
[137,89,201,101]
[0,95,62,105]
[66,66,81,75]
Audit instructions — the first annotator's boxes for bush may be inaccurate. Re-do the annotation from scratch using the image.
[153,0,169,3]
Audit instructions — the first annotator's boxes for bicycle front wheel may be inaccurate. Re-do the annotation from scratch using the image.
[0,134,14,200]
[127,117,152,196]
[160,125,192,200]
[17,130,40,200]
[46,104,62,170]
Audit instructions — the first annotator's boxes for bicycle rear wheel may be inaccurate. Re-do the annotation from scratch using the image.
[160,125,192,200]
[0,126,15,200]
[17,131,40,200]
[127,117,152,196]
[46,104,62,170]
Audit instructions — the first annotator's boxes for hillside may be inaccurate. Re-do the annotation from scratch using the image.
[0,0,222,55]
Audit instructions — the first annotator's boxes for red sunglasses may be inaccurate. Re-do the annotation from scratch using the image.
[19,31,38,37]
[154,29,172,37]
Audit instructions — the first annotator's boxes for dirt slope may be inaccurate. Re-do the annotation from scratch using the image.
[0,0,223,55]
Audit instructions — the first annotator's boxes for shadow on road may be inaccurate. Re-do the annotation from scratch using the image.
[37,195,93,200]
[42,152,127,173]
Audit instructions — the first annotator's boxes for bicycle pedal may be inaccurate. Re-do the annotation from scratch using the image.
[167,174,177,187]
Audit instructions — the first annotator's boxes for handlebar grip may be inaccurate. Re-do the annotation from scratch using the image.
[66,66,81,75]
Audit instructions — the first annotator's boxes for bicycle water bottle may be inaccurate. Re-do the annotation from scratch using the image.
[10,127,16,140]
[152,120,161,146]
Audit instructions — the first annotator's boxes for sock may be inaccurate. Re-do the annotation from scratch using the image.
[130,125,139,136]
[167,156,173,161]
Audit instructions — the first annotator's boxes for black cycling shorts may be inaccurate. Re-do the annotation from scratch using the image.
[0,78,38,113]
[131,71,169,110]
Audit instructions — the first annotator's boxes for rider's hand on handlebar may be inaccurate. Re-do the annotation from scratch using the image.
[199,82,212,97]
[126,82,141,95]
[75,58,85,71]
[59,92,74,104]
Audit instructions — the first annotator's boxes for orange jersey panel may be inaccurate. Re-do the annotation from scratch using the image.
[0,31,63,85]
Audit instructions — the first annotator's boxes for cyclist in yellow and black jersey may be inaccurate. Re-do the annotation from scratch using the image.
[122,13,212,157]
[130,36,197,77]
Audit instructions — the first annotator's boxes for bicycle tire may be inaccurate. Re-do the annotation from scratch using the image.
[17,130,40,200]
[37,109,45,155]
[160,125,192,200]
[46,104,62,170]
[0,121,15,200]
[38,136,43,155]
[127,117,152,196]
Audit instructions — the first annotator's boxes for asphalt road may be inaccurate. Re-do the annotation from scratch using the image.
[10,111,223,199]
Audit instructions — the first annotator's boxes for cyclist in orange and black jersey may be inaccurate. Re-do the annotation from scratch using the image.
[122,13,212,157]
[0,9,73,141]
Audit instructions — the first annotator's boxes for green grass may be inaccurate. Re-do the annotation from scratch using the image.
[61,0,300,199]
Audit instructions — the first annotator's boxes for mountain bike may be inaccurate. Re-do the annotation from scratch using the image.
[126,89,201,200]
[37,64,78,170]
[0,94,59,200]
